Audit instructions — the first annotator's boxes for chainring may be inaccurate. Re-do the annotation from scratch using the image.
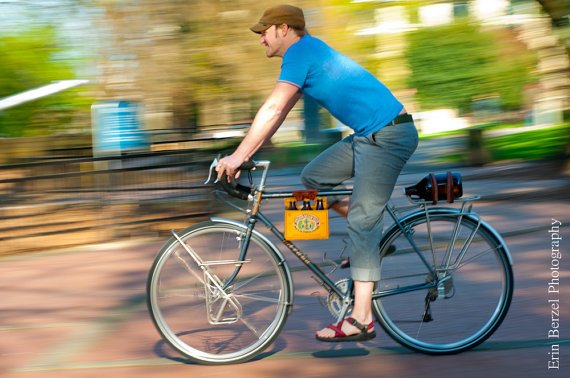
[326,278,352,318]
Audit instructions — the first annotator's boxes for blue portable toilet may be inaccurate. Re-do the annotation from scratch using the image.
[91,101,148,156]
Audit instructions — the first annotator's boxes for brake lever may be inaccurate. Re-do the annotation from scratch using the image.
[204,156,220,184]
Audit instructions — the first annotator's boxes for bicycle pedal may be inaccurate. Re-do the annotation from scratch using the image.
[323,253,339,274]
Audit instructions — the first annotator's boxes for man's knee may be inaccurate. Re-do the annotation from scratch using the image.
[348,208,384,233]
[300,164,317,188]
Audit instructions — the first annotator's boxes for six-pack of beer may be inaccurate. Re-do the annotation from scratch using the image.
[284,190,329,240]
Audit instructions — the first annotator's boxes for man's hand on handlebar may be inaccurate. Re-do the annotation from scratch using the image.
[208,156,257,200]
[215,154,246,183]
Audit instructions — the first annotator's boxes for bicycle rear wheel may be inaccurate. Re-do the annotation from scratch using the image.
[147,221,292,365]
[373,210,513,354]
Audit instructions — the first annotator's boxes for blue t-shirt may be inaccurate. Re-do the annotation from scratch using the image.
[279,35,403,137]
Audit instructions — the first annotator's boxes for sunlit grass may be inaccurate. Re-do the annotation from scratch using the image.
[419,122,527,140]
[486,124,569,161]
[419,129,466,140]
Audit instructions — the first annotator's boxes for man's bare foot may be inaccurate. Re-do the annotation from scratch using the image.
[330,198,350,218]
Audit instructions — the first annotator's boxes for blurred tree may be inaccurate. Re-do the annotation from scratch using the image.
[535,0,570,162]
[536,0,570,29]
[92,0,287,132]
[92,0,397,133]
[0,27,91,137]
[406,20,536,115]
[535,0,569,122]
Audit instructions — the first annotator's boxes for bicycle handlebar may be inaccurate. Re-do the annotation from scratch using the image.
[205,157,258,200]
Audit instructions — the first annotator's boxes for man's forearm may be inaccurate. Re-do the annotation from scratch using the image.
[234,102,287,161]
[233,81,302,161]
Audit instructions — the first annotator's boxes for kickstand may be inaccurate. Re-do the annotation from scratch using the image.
[422,294,434,322]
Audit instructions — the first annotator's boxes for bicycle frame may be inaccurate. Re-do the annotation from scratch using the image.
[150,158,515,362]
[201,160,511,309]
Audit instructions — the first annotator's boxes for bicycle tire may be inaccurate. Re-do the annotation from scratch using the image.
[372,209,513,354]
[147,221,293,365]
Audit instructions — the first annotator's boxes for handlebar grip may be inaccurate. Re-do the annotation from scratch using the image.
[216,174,251,200]
[239,160,256,171]
[215,159,257,200]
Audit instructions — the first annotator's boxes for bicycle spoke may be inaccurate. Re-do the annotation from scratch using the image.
[158,287,205,299]
[374,213,513,354]
[147,222,291,364]
[239,317,262,338]
[233,292,283,304]
[231,271,271,292]
[452,245,501,272]
[448,220,481,269]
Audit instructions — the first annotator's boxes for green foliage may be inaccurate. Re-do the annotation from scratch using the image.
[436,124,569,164]
[0,26,90,137]
[406,20,536,114]
[486,124,569,161]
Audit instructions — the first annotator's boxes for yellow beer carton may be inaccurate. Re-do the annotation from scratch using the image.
[284,190,329,240]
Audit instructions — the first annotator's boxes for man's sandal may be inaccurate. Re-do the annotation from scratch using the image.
[316,317,376,342]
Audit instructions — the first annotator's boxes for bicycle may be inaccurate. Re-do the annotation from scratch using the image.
[146,158,514,365]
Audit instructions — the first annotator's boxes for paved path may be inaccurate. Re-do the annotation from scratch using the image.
[1,162,569,378]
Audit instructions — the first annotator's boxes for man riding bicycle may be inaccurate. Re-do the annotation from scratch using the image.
[215,4,418,342]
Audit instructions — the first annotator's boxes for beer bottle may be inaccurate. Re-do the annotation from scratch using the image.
[404,172,463,203]
[302,199,312,210]
[316,198,325,210]
[288,199,298,210]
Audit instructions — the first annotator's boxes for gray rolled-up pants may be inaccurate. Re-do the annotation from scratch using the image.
[301,121,418,281]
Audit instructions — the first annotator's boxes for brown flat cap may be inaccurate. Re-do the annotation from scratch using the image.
[250,4,305,34]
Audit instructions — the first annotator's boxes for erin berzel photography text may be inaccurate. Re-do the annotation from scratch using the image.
[547,219,562,371]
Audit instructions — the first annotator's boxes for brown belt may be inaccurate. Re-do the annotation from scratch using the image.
[386,113,413,126]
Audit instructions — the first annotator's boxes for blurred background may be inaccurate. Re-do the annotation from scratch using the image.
[0,0,568,254]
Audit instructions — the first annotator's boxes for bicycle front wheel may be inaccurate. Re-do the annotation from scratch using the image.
[147,221,292,365]
[373,211,513,354]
